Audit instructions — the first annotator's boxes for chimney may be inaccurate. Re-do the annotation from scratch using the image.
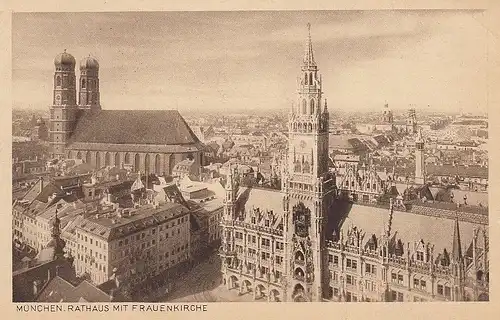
[33,280,41,297]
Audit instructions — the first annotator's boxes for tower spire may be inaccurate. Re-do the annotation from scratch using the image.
[452,215,463,261]
[304,23,316,67]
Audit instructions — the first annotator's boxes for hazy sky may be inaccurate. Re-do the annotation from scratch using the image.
[12,11,488,113]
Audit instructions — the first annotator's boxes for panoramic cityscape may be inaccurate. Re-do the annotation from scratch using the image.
[12,11,488,303]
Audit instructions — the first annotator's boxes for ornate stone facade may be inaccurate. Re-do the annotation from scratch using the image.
[218,24,489,302]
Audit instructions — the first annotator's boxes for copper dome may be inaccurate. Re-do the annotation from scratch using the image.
[80,55,99,70]
[54,49,76,67]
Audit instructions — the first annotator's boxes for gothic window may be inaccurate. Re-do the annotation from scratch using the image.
[155,154,161,175]
[303,161,310,173]
[95,152,101,168]
[294,160,301,172]
[124,153,130,164]
[134,154,141,171]
[86,152,91,164]
[309,73,313,85]
[105,152,110,166]
[144,154,150,173]
[56,76,61,87]
[114,153,120,166]
[416,251,424,261]
[310,99,315,114]
[81,79,86,89]
[76,151,81,160]
[373,183,376,190]
[304,73,308,85]
[302,99,307,114]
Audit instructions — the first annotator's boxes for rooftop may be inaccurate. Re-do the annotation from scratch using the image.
[77,202,189,241]
[69,110,201,146]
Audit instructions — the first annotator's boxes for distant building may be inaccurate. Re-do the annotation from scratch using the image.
[31,118,48,142]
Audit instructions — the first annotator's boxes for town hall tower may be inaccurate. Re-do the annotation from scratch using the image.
[282,24,337,302]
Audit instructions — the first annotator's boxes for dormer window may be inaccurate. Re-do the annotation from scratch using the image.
[416,251,424,261]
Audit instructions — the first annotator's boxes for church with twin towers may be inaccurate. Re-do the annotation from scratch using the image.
[49,50,203,175]
[219,24,488,302]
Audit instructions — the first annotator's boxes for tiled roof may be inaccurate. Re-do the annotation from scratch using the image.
[340,203,481,257]
[37,276,111,302]
[427,164,488,179]
[69,110,200,146]
[235,187,283,219]
[77,202,189,241]
[13,259,76,302]
[329,135,354,149]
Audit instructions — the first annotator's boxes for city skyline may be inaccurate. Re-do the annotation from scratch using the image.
[13,10,488,113]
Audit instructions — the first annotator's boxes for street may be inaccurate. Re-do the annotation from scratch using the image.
[160,253,256,302]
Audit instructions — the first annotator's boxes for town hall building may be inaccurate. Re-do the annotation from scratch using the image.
[219,25,489,303]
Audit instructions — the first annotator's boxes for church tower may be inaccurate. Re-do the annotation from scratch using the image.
[414,128,426,184]
[283,24,336,302]
[407,108,417,134]
[49,50,78,158]
[78,55,101,110]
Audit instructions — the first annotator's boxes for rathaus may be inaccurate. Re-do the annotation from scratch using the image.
[219,25,489,303]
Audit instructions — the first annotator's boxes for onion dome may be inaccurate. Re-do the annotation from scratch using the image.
[54,49,76,67]
[80,55,99,70]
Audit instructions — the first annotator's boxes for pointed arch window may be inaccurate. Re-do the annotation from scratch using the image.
[95,152,101,169]
[104,152,110,166]
[134,154,140,172]
[86,152,91,164]
[114,153,120,166]
[144,154,150,174]
[304,73,308,85]
[302,99,307,114]
[310,99,315,114]
[155,154,161,175]
[81,79,86,89]
[56,76,61,87]
[309,73,313,85]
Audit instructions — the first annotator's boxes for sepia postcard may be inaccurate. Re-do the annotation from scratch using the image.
[2,1,498,320]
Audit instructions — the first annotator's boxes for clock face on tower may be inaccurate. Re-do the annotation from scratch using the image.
[55,94,61,104]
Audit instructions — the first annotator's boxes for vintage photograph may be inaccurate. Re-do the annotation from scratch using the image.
[12,10,489,303]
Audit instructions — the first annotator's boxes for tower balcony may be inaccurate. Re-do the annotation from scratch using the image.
[219,246,237,258]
